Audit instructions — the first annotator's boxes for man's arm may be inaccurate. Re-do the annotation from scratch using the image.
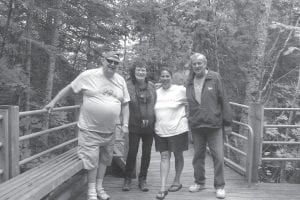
[120,102,129,134]
[217,74,232,126]
[44,84,74,112]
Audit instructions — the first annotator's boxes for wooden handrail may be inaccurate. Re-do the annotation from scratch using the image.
[224,119,254,186]
[19,122,77,142]
[261,157,300,161]
[264,124,300,128]
[229,102,249,109]
[229,131,248,140]
[19,105,80,117]
[264,107,300,111]
[19,138,78,165]
[263,141,300,145]
[224,143,247,156]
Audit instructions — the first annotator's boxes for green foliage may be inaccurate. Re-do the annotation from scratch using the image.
[262,112,300,183]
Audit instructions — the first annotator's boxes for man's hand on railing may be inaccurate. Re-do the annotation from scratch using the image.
[44,101,55,113]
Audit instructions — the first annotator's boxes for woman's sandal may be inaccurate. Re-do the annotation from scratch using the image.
[168,184,183,192]
[156,191,168,200]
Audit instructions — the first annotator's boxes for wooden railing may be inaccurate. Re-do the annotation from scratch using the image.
[263,107,300,162]
[227,102,254,186]
[1,102,299,186]
[228,102,300,183]
[0,105,80,183]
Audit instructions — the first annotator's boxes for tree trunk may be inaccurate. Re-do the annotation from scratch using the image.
[45,0,62,105]
[0,0,14,57]
[21,0,34,162]
[44,0,62,147]
[238,0,272,171]
[85,11,93,69]
[244,0,272,104]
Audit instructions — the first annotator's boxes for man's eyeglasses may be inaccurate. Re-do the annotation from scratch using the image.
[106,58,120,65]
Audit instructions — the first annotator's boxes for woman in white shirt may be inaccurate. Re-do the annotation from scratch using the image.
[154,68,189,200]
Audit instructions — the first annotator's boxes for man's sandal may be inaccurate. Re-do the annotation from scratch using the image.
[156,191,168,200]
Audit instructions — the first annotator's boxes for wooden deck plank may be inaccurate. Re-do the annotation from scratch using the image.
[73,144,300,200]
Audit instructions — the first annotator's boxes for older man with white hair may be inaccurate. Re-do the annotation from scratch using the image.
[186,53,232,199]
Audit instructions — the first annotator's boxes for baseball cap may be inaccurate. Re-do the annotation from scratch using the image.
[103,51,121,63]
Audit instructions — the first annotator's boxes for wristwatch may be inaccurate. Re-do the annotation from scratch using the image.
[123,124,128,128]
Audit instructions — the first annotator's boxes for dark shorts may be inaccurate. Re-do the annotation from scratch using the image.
[155,132,189,152]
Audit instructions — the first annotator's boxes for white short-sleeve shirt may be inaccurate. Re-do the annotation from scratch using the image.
[71,67,130,133]
[155,84,189,137]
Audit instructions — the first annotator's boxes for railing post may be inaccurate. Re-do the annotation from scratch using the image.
[0,109,9,183]
[8,106,20,177]
[248,102,264,183]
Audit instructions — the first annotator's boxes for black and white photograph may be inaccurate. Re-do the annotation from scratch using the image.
[0,0,299,200]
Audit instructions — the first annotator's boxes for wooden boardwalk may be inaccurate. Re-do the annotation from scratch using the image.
[74,145,300,200]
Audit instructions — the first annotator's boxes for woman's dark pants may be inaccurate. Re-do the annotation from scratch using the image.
[124,132,153,181]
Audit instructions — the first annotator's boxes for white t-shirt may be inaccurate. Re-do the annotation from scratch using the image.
[155,84,189,137]
[71,68,130,133]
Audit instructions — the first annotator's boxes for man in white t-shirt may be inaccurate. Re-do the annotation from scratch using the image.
[44,51,130,200]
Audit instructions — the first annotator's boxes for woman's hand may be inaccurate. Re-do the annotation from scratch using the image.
[122,124,129,134]
[141,119,149,128]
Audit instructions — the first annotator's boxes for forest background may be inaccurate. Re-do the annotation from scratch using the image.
[0,0,300,183]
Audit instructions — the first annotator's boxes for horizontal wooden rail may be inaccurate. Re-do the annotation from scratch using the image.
[19,105,80,117]
[261,157,300,161]
[264,107,300,111]
[229,102,249,109]
[229,131,248,140]
[263,141,300,145]
[19,138,78,165]
[224,143,247,156]
[19,122,77,142]
[224,158,246,173]
[264,124,300,128]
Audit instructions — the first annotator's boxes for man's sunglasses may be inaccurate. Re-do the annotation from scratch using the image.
[106,58,120,65]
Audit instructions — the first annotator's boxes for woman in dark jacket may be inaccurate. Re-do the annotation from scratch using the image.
[122,60,156,192]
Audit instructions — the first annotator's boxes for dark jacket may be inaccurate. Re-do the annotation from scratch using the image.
[127,80,156,134]
[186,70,232,130]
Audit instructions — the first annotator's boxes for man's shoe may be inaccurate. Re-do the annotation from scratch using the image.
[188,184,205,192]
[97,187,110,200]
[216,188,226,199]
[138,180,149,192]
[122,179,131,191]
[87,190,97,200]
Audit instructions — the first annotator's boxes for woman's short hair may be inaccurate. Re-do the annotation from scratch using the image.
[129,60,148,84]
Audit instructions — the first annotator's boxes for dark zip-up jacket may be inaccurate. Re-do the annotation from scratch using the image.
[127,80,156,134]
[186,70,232,130]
